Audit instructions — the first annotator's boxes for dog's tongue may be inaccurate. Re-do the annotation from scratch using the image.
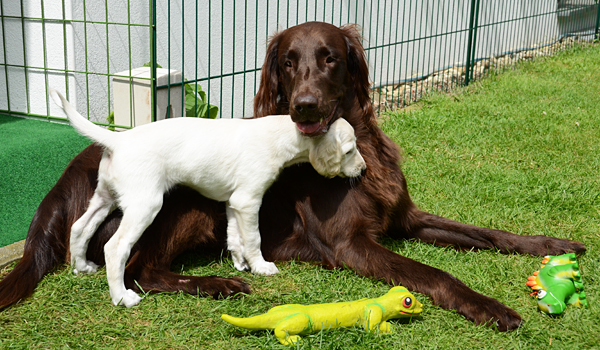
[296,121,323,135]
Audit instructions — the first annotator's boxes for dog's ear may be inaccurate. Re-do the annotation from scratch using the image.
[340,24,375,126]
[309,133,342,178]
[254,32,283,119]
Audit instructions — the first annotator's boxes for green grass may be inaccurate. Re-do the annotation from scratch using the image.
[1,43,600,349]
[0,116,91,247]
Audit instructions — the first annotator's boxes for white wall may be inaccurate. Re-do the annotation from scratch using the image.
[1,0,597,124]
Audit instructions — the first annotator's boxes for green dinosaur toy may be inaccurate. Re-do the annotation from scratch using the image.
[221,286,422,345]
[526,253,587,315]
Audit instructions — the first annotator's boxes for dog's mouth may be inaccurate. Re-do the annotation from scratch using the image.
[295,100,339,137]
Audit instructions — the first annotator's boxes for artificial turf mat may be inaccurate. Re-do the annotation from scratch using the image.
[0,114,91,247]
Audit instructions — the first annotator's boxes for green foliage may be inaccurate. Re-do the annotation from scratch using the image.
[185,83,218,119]
[106,111,115,131]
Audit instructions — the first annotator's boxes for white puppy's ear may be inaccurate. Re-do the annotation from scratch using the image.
[309,133,342,178]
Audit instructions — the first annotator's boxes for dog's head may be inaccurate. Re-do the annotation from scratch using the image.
[254,22,373,136]
[308,118,366,178]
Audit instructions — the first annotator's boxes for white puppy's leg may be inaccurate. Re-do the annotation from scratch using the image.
[226,204,250,272]
[70,183,114,274]
[104,196,163,307]
[228,194,278,276]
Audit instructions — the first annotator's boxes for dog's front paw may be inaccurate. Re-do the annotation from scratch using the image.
[73,260,99,275]
[525,236,586,256]
[457,293,522,332]
[251,261,279,276]
[543,237,586,256]
[230,251,250,272]
[234,259,250,272]
[112,289,142,307]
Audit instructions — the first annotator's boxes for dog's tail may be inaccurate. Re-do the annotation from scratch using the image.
[0,194,69,311]
[50,89,117,148]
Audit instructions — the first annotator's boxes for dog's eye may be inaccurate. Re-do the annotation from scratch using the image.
[326,56,335,64]
[345,149,353,155]
[284,61,292,67]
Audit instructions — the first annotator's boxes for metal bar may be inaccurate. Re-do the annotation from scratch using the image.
[125,0,133,127]
[22,0,30,114]
[401,0,412,103]
[219,0,224,117]
[0,14,150,27]
[389,0,403,106]
[242,1,247,117]
[464,0,479,86]
[41,0,50,118]
[0,0,10,112]
[126,0,132,128]
[595,1,600,40]
[150,0,157,122]
[375,0,383,109]
[104,0,111,123]
[195,0,199,118]
[156,67,262,88]
[253,0,257,98]
[231,0,236,118]
[387,0,400,107]
[61,0,68,99]
[207,0,211,112]
[83,0,90,120]
[469,0,481,83]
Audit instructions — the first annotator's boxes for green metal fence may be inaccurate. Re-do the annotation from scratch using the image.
[1,1,599,126]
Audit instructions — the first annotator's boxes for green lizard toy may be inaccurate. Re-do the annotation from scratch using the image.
[526,253,587,315]
[221,286,422,345]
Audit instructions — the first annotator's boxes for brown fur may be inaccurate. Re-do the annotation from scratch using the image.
[0,22,585,331]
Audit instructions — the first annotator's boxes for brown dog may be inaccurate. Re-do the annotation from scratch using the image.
[0,22,585,331]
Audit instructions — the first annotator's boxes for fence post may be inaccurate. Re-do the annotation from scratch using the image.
[150,0,158,122]
[595,1,600,41]
[464,0,481,86]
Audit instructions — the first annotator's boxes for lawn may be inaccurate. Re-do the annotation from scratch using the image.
[1,43,599,349]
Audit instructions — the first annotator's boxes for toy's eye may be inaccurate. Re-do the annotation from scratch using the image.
[537,290,547,298]
[402,296,413,308]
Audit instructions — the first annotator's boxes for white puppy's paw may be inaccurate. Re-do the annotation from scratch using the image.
[112,289,142,307]
[231,254,250,272]
[251,261,279,276]
[73,260,99,275]
[234,259,251,272]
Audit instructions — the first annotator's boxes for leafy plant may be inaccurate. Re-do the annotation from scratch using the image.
[106,111,115,131]
[184,83,218,119]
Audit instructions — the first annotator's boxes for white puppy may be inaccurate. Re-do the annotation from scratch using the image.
[50,89,365,307]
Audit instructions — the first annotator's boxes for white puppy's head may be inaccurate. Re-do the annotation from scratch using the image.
[308,118,366,178]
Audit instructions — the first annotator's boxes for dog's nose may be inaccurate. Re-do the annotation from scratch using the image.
[293,94,318,114]
[360,167,367,177]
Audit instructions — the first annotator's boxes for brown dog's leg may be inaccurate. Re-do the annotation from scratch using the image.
[333,233,523,331]
[395,211,586,256]
[124,260,250,299]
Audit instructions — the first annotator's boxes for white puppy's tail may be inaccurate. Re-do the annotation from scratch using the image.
[50,89,117,148]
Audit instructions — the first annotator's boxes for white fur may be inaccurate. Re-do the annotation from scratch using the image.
[50,89,365,307]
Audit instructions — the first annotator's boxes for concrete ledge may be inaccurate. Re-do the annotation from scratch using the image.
[0,240,25,269]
